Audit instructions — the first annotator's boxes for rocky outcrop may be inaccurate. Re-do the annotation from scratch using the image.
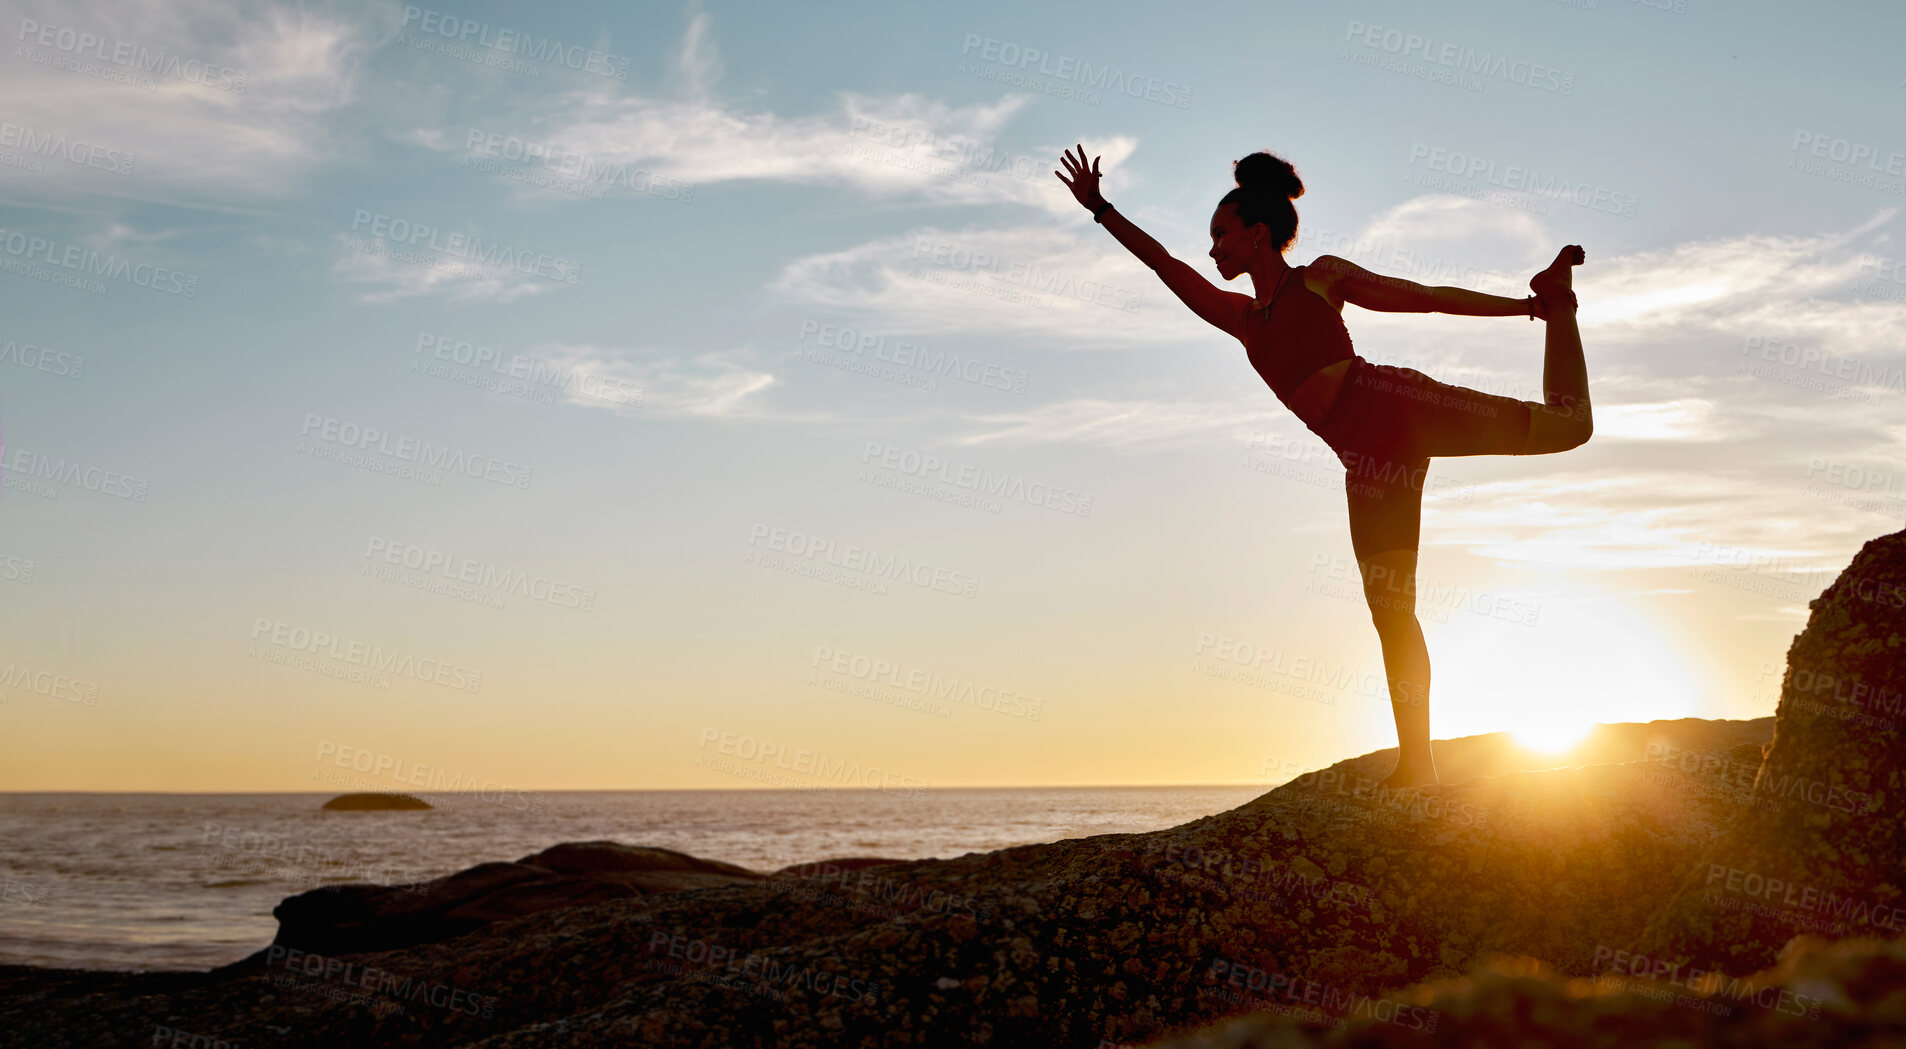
[271,842,769,955]
[321,792,432,810]
[0,717,1775,1048]
[1634,528,1906,975]
[4,530,1903,1048]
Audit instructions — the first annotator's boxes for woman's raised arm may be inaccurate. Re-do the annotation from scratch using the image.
[1056,145,1248,337]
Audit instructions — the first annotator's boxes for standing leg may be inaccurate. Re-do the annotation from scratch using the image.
[1344,458,1439,789]
[1521,245,1592,454]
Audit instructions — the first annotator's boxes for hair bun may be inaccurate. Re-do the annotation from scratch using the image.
[1234,151,1303,200]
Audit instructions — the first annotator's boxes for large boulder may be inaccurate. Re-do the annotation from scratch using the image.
[1638,527,1906,974]
[270,841,767,955]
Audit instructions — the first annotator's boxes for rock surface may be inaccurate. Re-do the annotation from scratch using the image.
[1637,527,1906,975]
[321,792,433,811]
[0,717,1775,1048]
[270,842,770,956]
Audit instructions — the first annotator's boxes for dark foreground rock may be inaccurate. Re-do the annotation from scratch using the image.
[271,842,771,956]
[2,528,1899,1049]
[0,716,1776,1049]
[1638,527,1906,975]
[322,793,433,811]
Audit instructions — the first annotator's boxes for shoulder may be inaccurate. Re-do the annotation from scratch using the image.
[1300,256,1354,311]
[1305,254,1364,282]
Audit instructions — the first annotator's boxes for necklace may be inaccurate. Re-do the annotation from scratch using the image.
[1251,265,1296,315]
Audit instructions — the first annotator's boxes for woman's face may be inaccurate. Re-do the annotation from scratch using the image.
[1208,204,1260,281]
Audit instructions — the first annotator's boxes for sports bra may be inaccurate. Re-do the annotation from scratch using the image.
[1241,264,1357,413]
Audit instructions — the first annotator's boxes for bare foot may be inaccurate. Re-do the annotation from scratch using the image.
[1376,763,1439,791]
[1529,244,1585,316]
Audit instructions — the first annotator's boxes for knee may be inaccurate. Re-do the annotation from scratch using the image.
[1563,414,1593,451]
[1364,594,1417,630]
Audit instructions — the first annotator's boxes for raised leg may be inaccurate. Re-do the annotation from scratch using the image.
[1520,245,1593,455]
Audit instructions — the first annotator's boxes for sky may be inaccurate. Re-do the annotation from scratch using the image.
[1,0,1903,793]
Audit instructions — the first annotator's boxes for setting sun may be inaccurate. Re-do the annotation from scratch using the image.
[1431,591,1697,753]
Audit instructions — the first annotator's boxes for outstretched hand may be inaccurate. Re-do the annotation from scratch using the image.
[1054,144,1106,212]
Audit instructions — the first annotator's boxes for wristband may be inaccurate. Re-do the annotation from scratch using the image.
[1093,201,1114,223]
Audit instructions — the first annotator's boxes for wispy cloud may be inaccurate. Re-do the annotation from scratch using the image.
[413,6,1124,214]
[532,344,792,420]
[0,0,382,199]
[948,397,1278,451]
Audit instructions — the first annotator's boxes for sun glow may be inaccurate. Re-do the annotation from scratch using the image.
[1430,591,1696,753]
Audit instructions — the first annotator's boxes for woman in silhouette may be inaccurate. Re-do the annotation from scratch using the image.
[1057,145,1590,789]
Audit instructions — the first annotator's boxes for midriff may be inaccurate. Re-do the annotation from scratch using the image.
[1286,358,1353,428]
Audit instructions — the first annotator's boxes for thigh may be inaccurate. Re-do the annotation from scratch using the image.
[1345,457,1428,563]
[1402,371,1534,459]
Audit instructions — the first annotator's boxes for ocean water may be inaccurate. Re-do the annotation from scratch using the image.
[0,786,1263,972]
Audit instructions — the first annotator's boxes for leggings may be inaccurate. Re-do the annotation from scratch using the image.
[1307,358,1534,561]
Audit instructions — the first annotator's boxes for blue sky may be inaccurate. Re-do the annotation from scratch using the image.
[2,0,1904,790]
